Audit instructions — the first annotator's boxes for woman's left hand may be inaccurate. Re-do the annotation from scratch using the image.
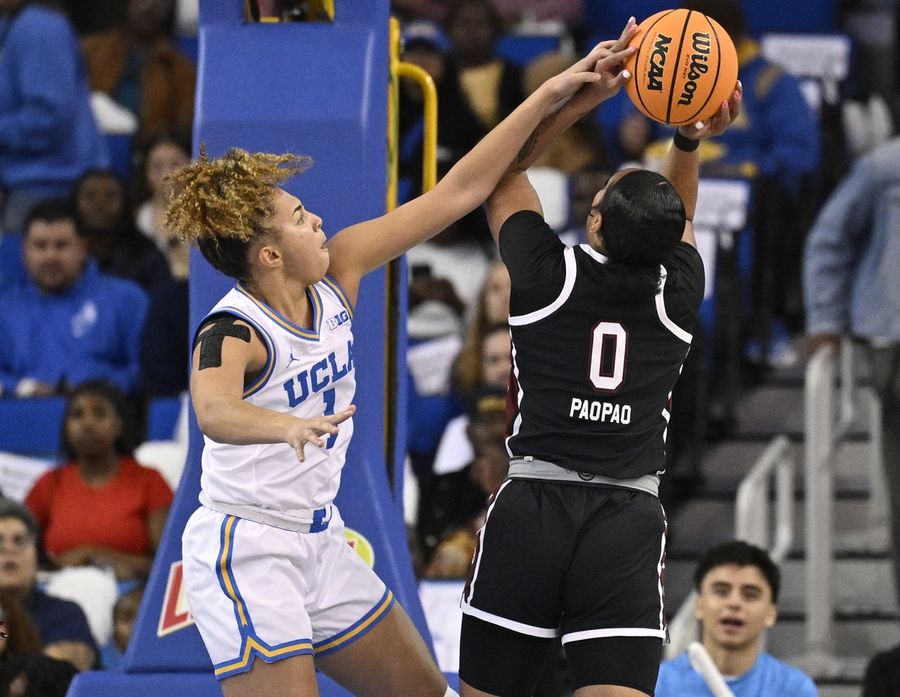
[678,80,743,141]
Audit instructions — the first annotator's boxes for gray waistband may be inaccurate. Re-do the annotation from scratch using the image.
[199,492,335,533]
[507,458,660,497]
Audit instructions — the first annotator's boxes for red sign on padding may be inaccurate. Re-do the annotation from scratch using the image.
[158,561,195,637]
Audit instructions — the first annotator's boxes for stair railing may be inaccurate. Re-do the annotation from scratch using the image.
[665,435,796,658]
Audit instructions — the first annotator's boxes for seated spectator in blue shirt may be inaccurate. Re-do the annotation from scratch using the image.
[656,541,818,697]
[0,499,97,672]
[0,0,108,235]
[0,199,148,397]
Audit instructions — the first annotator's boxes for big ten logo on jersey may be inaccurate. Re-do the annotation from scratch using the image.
[326,309,350,332]
[282,338,354,407]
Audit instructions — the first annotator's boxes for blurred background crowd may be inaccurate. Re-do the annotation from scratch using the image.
[0,0,897,695]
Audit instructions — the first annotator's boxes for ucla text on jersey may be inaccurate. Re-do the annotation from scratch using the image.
[283,338,354,407]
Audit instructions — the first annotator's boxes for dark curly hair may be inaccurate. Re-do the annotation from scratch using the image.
[165,147,311,280]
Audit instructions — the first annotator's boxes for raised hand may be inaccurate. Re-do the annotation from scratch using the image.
[541,20,639,105]
[678,80,743,141]
[552,18,640,113]
[287,405,356,462]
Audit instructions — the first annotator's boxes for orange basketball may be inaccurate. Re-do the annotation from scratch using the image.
[623,8,738,126]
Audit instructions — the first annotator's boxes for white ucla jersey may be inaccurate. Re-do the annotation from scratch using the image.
[197,276,356,516]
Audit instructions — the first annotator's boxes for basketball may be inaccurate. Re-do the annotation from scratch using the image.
[623,8,738,126]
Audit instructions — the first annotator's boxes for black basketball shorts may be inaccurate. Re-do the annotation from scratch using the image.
[459,478,667,691]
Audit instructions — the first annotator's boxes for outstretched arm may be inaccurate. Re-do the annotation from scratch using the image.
[510,18,638,173]
[325,37,634,301]
[662,83,743,247]
[485,20,639,244]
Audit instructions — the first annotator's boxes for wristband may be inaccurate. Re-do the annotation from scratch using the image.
[673,130,699,152]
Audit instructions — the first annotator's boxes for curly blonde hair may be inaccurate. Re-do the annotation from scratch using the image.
[165,147,311,279]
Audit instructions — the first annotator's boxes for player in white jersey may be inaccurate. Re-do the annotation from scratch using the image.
[166,36,638,697]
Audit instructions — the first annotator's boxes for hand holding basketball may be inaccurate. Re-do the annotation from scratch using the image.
[624,8,739,126]
[681,79,742,140]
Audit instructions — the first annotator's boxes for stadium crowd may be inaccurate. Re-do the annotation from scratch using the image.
[0,0,897,695]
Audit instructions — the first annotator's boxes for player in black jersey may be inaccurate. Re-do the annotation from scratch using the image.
[457,59,743,697]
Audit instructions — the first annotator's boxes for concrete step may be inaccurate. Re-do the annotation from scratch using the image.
[697,439,878,494]
[819,686,860,697]
[769,614,900,659]
[667,497,886,557]
[729,384,874,440]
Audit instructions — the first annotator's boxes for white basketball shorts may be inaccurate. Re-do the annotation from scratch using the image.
[182,505,394,680]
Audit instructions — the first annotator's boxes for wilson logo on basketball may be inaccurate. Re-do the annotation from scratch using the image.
[646,34,671,91]
[677,33,712,107]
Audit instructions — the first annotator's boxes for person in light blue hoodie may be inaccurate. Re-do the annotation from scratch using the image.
[656,541,818,697]
[0,0,108,235]
[804,135,900,609]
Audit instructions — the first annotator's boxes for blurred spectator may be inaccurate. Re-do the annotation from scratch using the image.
[656,541,818,697]
[424,390,508,579]
[73,168,172,293]
[521,52,608,175]
[862,641,900,697]
[132,132,190,396]
[451,260,511,404]
[398,20,486,198]
[0,499,96,672]
[139,270,189,396]
[112,586,142,655]
[804,136,900,609]
[25,380,173,581]
[407,263,509,560]
[406,222,495,319]
[418,323,511,555]
[101,586,143,669]
[398,19,498,264]
[81,0,196,138]
[406,268,467,515]
[673,0,820,188]
[132,129,191,265]
[558,166,612,246]
[0,654,78,697]
[391,0,449,23]
[490,0,584,31]
[591,90,658,170]
[0,200,148,397]
[0,588,42,664]
[62,0,125,34]
[446,0,524,132]
[422,302,512,558]
[0,0,108,235]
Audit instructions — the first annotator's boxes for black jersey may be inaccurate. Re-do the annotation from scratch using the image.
[499,210,704,479]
